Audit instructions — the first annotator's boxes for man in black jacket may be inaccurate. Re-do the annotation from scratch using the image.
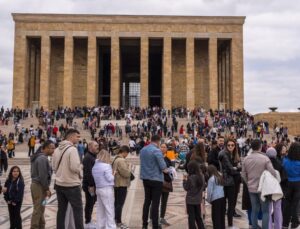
[82,141,99,227]
[207,136,224,171]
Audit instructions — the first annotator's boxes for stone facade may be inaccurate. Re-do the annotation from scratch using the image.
[12,14,245,110]
[254,112,300,136]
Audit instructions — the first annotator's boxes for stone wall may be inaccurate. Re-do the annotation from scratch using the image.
[12,14,245,109]
[254,112,300,136]
[171,39,186,107]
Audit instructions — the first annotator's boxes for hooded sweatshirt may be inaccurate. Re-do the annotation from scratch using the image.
[31,150,52,191]
[52,140,82,187]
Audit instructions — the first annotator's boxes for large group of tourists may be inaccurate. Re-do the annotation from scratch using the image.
[0,105,299,229]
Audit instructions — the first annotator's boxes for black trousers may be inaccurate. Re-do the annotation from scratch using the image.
[211,197,226,229]
[186,204,205,229]
[224,185,235,226]
[233,179,241,213]
[28,147,34,157]
[55,185,84,229]
[8,203,22,229]
[114,187,128,224]
[283,181,300,227]
[0,158,8,173]
[160,191,169,218]
[84,190,96,224]
[142,179,163,228]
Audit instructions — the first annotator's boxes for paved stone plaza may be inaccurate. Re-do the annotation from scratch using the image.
[0,153,249,229]
[3,116,296,228]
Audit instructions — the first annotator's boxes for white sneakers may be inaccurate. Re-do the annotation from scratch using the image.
[84,222,97,229]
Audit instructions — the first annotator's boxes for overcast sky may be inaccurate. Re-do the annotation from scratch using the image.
[0,0,299,114]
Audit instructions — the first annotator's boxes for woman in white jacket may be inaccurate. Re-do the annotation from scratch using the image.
[92,149,116,229]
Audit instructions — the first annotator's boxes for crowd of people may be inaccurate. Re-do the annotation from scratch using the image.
[0,106,299,229]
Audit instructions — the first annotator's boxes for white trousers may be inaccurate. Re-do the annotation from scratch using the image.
[96,186,116,229]
[65,203,75,229]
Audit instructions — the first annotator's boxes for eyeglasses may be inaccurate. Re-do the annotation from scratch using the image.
[227,144,235,147]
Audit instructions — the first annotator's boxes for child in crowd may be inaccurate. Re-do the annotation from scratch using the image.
[3,166,25,229]
[183,160,205,229]
[207,165,225,229]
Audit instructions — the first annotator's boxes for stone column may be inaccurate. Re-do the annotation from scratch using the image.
[39,35,51,109]
[222,49,226,105]
[87,35,97,107]
[225,46,230,108]
[208,37,218,110]
[63,35,74,108]
[231,36,244,109]
[218,53,222,105]
[140,37,149,108]
[12,35,27,108]
[186,37,195,109]
[110,36,120,108]
[163,37,172,110]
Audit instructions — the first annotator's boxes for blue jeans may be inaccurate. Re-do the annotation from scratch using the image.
[249,193,270,229]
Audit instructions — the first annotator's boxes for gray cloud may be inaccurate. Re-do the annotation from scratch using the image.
[0,0,299,113]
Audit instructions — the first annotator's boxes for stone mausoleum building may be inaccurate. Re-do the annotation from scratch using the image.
[12,13,245,110]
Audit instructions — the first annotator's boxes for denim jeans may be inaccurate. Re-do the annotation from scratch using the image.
[249,192,270,229]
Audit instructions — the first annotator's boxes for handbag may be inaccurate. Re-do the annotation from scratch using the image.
[162,181,172,192]
[219,160,234,187]
[130,172,135,181]
[112,156,135,181]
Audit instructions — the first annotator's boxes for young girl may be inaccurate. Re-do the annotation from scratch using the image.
[3,166,25,229]
[207,165,226,229]
[183,160,205,229]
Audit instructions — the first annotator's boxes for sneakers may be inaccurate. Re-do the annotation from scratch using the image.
[84,222,97,229]
[233,212,242,218]
[117,223,129,229]
[160,218,170,226]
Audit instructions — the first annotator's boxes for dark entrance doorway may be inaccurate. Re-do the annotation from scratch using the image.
[98,38,111,106]
[120,39,140,108]
[149,39,163,107]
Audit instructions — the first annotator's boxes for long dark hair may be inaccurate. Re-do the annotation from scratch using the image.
[275,143,286,159]
[207,164,224,186]
[191,142,206,162]
[225,139,240,163]
[7,165,23,182]
[287,142,300,161]
[187,160,203,186]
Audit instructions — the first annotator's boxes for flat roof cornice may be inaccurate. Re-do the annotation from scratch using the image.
[12,13,245,25]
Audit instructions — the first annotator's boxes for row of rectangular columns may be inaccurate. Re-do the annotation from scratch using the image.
[14,35,242,110]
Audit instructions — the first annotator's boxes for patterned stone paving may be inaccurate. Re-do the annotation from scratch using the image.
[0,157,249,229]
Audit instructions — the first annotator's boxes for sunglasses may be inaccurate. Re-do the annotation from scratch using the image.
[227,144,235,147]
